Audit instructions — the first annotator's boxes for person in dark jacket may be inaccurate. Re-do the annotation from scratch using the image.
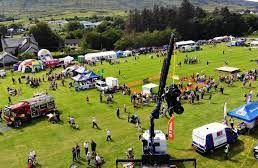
[72,147,77,162]
[76,144,80,159]
[116,107,120,118]
[91,140,97,155]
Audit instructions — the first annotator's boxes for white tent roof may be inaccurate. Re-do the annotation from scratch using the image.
[250,41,258,45]
[75,66,88,74]
[142,83,158,90]
[216,66,240,73]
[176,40,195,47]
[193,122,228,136]
[60,56,74,63]
[85,51,117,61]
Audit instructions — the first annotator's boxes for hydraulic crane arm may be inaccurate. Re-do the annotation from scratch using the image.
[149,33,184,154]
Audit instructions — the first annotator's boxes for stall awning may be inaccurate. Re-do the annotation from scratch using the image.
[216,66,240,73]
[227,102,258,122]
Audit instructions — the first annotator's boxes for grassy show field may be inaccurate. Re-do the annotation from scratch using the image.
[0,44,257,168]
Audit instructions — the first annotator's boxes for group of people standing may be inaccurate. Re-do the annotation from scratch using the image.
[72,140,103,167]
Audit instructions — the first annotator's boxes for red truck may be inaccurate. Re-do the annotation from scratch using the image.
[3,94,56,126]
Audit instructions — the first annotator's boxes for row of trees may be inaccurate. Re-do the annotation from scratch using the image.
[126,0,258,40]
[114,28,176,50]
[3,0,258,52]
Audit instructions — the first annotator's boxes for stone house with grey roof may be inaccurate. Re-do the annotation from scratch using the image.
[1,35,39,57]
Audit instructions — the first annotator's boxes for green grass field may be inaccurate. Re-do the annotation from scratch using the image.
[0,44,257,168]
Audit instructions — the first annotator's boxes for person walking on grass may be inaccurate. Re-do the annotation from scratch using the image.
[91,140,97,155]
[72,147,77,162]
[0,108,2,121]
[116,107,120,118]
[84,141,89,155]
[229,117,234,129]
[92,117,99,128]
[208,93,212,104]
[224,144,230,160]
[86,96,89,103]
[95,153,102,168]
[86,152,91,165]
[220,86,224,94]
[8,96,12,104]
[76,144,80,159]
[99,93,103,103]
[106,129,112,141]
[123,104,127,113]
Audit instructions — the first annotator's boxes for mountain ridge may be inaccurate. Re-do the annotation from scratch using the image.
[0,0,257,12]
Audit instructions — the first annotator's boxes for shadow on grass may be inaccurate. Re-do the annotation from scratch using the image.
[13,117,47,130]
[204,139,245,161]
[169,155,196,168]
[107,139,115,143]
[192,102,205,105]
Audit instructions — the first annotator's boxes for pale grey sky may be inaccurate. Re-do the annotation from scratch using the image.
[245,0,258,2]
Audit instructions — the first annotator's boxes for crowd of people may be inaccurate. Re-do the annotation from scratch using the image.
[183,55,199,64]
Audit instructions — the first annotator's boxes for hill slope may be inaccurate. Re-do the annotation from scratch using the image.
[0,0,257,13]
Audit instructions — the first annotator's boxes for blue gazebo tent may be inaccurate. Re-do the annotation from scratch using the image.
[72,71,100,82]
[85,71,100,80]
[116,50,124,57]
[227,102,258,122]
[72,74,88,82]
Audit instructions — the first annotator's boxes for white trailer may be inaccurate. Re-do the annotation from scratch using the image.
[141,130,167,154]
[105,77,119,88]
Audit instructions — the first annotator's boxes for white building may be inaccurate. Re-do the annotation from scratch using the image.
[48,20,68,26]
[79,21,102,29]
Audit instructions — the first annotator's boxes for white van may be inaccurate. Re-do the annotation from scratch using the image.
[192,122,238,153]
[95,80,108,91]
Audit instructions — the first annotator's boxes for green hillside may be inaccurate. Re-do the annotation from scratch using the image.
[0,0,257,12]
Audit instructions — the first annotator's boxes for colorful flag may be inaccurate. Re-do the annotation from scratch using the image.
[167,115,175,141]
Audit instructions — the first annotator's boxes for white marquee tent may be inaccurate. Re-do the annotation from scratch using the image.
[85,51,117,62]
[176,40,195,48]
[250,41,258,46]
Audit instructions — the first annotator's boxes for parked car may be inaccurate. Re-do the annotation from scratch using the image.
[192,122,238,153]
[254,145,258,159]
[0,70,6,77]
[95,80,108,91]
[75,82,95,91]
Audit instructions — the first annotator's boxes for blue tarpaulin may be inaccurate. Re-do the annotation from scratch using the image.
[227,102,258,122]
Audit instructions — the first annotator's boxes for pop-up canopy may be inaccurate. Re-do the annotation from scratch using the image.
[72,71,100,82]
[227,102,258,122]
[142,83,158,94]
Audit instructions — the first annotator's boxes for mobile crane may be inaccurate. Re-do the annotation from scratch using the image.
[116,34,196,168]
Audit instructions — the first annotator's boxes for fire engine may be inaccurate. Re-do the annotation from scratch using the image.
[3,93,56,126]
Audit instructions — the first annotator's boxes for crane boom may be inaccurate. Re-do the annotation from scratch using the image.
[149,34,176,154]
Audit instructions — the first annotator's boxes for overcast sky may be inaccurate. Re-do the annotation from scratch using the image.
[245,0,258,2]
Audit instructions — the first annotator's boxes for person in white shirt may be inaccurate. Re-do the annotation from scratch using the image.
[95,154,102,168]
[86,152,91,165]
[106,129,111,141]
[92,117,98,128]
[84,141,89,155]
